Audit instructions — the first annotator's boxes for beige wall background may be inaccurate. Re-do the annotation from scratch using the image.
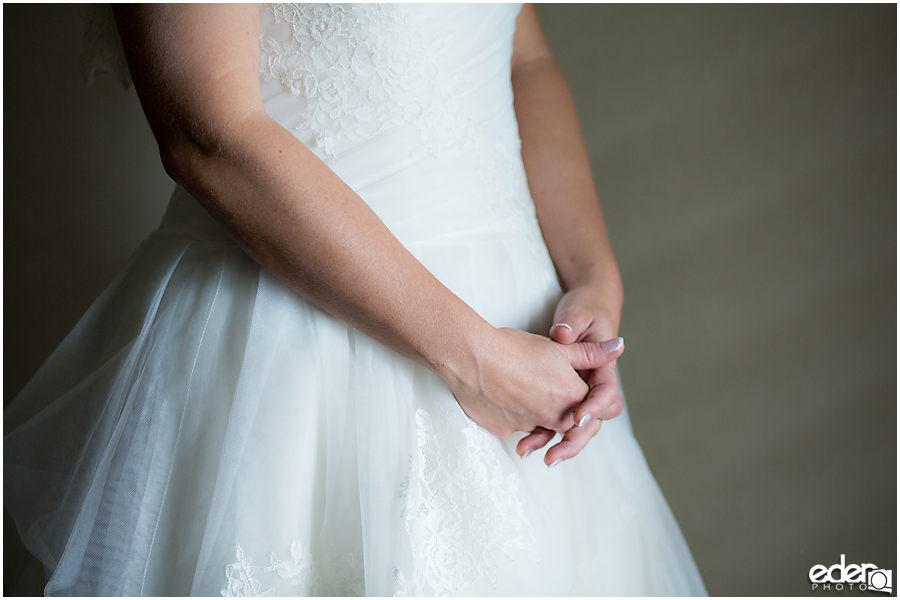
[4,4,896,596]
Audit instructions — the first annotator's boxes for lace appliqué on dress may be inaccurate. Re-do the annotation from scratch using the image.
[221,541,364,597]
[397,408,541,596]
[259,4,467,158]
[221,546,275,597]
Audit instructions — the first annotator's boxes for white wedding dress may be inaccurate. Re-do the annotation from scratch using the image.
[5,4,706,596]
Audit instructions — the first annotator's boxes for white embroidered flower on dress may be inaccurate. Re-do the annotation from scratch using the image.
[265,539,312,589]
[221,545,275,597]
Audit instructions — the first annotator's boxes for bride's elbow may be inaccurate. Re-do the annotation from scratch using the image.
[159,138,197,186]
[156,105,266,189]
[158,134,222,190]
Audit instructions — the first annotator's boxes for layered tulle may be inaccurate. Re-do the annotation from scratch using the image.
[5,3,706,596]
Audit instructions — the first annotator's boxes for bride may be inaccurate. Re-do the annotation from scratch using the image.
[5,4,706,596]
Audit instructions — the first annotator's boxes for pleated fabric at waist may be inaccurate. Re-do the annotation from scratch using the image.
[152,122,544,258]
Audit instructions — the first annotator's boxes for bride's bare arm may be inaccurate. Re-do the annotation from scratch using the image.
[511,5,623,331]
[112,4,621,440]
[511,5,626,463]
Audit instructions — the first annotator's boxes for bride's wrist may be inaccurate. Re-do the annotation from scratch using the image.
[424,315,496,389]
[563,268,622,299]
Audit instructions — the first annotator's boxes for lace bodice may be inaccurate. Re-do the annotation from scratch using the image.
[257,4,523,160]
[259,4,469,158]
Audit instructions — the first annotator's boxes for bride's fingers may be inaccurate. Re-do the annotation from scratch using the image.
[549,293,594,343]
[572,374,623,428]
[549,321,580,344]
[544,417,603,467]
[517,426,556,458]
[549,310,591,344]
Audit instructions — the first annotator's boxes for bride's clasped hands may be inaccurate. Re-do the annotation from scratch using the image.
[515,284,626,465]
[438,315,623,467]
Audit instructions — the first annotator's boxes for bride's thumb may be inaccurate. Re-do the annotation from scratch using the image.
[559,337,625,370]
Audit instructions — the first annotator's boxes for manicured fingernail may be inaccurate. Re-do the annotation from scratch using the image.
[521,449,533,459]
[549,458,562,468]
[578,413,591,427]
[551,322,573,334]
[600,337,624,354]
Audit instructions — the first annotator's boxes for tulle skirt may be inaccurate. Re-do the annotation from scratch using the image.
[5,184,706,596]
